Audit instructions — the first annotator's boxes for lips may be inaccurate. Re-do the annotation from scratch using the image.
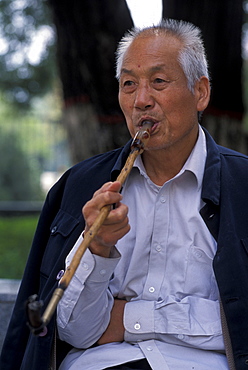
[138,117,158,133]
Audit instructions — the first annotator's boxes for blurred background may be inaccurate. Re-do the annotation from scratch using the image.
[0,0,247,280]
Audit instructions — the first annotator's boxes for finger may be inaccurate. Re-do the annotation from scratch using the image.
[84,182,123,218]
[93,182,112,197]
[90,191,122,213]
[103,202,128,225]
[105,181,122,193]
[93,181,122,198]
[94,214,130,247]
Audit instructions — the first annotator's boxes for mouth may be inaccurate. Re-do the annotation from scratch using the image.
[138,118,158,134]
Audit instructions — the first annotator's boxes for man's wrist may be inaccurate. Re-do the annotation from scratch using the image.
[82,229,113,258]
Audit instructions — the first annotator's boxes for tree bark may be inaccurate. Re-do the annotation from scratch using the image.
[48,0,133,163]
[163,0,246,152]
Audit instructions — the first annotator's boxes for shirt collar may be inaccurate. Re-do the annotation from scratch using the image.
[111,126,221,206]
[181,125,207,190]
[133,125,207,191]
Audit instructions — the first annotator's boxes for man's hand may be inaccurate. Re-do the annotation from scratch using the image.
[83,181,130,257]
[97,299,127,345]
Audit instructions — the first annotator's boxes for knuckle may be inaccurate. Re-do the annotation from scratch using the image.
[82,203,89,217]
[103,191,112,203]
[117,210,126,222]
[104,191,119,205]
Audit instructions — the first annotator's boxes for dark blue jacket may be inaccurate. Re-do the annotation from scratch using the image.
[1,128,248,369]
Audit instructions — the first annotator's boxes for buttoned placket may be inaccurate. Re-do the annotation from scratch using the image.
[142,183,170,301]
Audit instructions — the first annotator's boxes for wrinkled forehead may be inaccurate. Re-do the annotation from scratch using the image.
[121,33,183,68]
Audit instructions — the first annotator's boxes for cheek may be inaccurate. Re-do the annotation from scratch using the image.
[118,96,135,135]
[118,97,125,114]
[119,90,135,109]
[119,98,134,123]
[172,92,198,119]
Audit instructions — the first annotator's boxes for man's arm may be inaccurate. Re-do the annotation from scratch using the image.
[57,181,130,348]
[97,299,127,345]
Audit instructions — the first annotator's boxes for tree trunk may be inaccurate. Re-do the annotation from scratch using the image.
[163,0,246,152]
[62,102,130,163]
[47,0,133,163]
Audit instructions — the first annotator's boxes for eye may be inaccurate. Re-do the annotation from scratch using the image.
[123,80,135,87]
[120,79,136,93]
[152,77,170,90]
[154,78,166,83]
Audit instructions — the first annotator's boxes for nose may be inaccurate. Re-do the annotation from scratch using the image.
[134,84,154,110]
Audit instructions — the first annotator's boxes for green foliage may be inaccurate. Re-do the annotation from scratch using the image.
[0,94,65,201]
[0,216,38,279]
[0,95,44,200]
[0,0,56,108]
[0,129,42,200]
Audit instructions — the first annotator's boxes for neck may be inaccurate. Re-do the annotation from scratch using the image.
[142,132,199,186]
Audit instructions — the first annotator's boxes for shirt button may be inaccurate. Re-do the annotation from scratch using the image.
[100,269,106,275]
[147,346,153,351]
[149,287,155,293]
[194,250,203,258]
[178,334,184,340]
[134,323,141,330]
[82,263,89,270]
[160,196,166,203]
[156,245,162,252]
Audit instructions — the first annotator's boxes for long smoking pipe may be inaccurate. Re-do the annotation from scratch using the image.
[26,121,153,336]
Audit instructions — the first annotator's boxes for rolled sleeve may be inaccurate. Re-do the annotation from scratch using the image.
[124,300,155,342]
[88,252,121,283]
[123,296,223,350]
[57,241,121,348]
[57,248,95,329]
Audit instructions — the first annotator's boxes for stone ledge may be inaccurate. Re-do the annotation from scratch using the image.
[0,279,21,353]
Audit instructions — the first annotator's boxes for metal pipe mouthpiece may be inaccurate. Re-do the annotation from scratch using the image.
[131,121,153,151]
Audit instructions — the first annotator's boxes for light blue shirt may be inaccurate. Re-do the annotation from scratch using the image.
[57,126,228,369]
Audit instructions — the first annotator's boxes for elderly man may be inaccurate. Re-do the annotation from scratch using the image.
[1,19,248,370]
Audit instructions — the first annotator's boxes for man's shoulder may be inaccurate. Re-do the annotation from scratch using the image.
[217,144,248,170]
[54,145,129,199]
[204,127,248,168]
[217,144,248,159]
[74,147,125,172]
[214,144,248,190]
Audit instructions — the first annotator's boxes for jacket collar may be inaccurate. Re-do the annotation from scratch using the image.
[201,127,221,206]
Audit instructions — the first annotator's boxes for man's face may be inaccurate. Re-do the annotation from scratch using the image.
[118,34,209,153]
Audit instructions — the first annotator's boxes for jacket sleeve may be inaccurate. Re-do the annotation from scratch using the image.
[0,148,125,369]
[0,170,74,370]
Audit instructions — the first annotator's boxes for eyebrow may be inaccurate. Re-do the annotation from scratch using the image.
[150,65,167,72]
[120,64,167,76]
[120,68,134,76]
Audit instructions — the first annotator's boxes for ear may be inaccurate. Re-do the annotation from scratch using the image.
[195,76,210,112]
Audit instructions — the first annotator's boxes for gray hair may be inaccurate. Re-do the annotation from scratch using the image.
[116,19,209,93]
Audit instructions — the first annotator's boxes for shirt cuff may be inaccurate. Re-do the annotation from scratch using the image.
[87,251,121,283]
[124,300,155,342]
[65,234,121,283]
